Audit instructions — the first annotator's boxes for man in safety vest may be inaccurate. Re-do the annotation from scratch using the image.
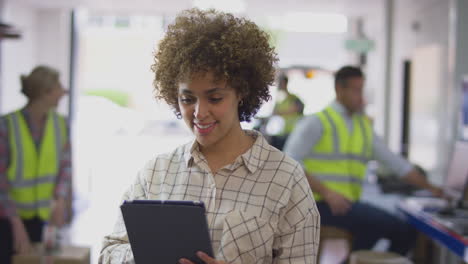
[272,74,304,150]
[284,65,443,256]
[0,66,71,264]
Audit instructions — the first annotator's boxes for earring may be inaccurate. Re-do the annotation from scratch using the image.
[239,100,244,106]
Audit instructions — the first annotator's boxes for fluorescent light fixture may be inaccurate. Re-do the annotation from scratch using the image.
[192,0,246,13]
[267,12,348,33]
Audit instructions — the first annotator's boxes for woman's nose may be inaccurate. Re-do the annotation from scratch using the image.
[194,101,208,120]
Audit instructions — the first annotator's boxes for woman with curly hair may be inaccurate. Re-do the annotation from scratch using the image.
[100,8,319,264]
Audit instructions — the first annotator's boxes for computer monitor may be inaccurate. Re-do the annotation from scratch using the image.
[444,141,468,201]
[461,76,468,140]
[460,182,468,209]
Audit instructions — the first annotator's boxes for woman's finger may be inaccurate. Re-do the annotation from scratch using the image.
[179,258,195,264]
[196,251,218,264]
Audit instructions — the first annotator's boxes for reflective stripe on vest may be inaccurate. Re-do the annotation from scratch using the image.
[6,111,67,220]
[303,106,373,201]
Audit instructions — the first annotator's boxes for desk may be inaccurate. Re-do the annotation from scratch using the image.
[398,197,468,263]
[13,243,90,264]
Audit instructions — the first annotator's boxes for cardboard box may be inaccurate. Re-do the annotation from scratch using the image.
[13,244,90,264]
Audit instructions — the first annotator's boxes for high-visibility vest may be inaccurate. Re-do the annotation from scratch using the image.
[6,110,67,220]
[303,106,373,201]
[276,94,303,135]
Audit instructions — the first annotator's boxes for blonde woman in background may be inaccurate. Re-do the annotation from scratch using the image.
[0,65,71,264]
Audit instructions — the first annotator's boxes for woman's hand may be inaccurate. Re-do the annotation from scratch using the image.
[179,251,226,264]
[428,185,445,198]
[10,216,32,254]
[51,198,66,227]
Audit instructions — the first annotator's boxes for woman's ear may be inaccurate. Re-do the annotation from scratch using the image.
[237,93,246,106]
[237,91,247,103]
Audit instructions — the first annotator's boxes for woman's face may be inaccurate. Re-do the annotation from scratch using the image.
[43,81,67,107]
[178,71,242,149]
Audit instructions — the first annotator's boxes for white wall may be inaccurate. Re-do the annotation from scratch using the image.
[452,0,468,140]
[36,9,71,87]
[1,1,37,113]
[275,32,348,70]
[360,8,387,136]
[1,0,71,114]
[389,0,451,183]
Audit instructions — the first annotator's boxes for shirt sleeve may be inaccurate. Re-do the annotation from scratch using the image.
[54,120,72,199]
[283,115,323,164]
[0,117,18,218]
[372,133,414,177]
[273,165,320,264]
[99,162,150,264]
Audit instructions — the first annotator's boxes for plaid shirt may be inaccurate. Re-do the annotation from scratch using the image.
[100,130,320,264]
[0,108,72,218]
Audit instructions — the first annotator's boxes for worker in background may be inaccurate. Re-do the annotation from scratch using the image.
[284,65,443,256]
[271,74,304,150]
[0,65,71,264]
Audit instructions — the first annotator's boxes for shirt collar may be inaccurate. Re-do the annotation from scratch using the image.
[239,130,269,173]
[183,130,269,174]
[330,100,365,118]
[20,107,31,120]
[19,107,53,122]
[330,100,347,115]
[183,140,198,168]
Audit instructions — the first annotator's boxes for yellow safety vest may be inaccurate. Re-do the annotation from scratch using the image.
[6,110,67,220]
[276,94,303,135]
[303,106,373,201]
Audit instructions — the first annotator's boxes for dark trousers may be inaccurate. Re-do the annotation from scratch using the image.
[0,217,45,264]
[317,201,416,255]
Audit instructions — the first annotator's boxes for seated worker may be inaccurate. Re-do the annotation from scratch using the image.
[271,74,304,150]
[0,65,71,264]
[99,8,320,264]
[284,65,443,256]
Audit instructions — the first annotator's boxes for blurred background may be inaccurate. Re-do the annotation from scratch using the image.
[1,0,468,263]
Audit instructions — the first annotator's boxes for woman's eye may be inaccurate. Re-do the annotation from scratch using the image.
[180,97,194,104]
[210,98,222,103]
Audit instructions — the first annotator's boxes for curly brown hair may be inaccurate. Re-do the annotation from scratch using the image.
[152,8,278,122]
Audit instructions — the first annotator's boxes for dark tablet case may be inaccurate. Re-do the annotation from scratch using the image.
[121,200,214,264]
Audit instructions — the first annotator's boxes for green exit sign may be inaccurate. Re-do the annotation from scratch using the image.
[345,38,375,53]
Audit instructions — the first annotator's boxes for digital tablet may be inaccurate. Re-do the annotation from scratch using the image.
[120,200,214,264]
